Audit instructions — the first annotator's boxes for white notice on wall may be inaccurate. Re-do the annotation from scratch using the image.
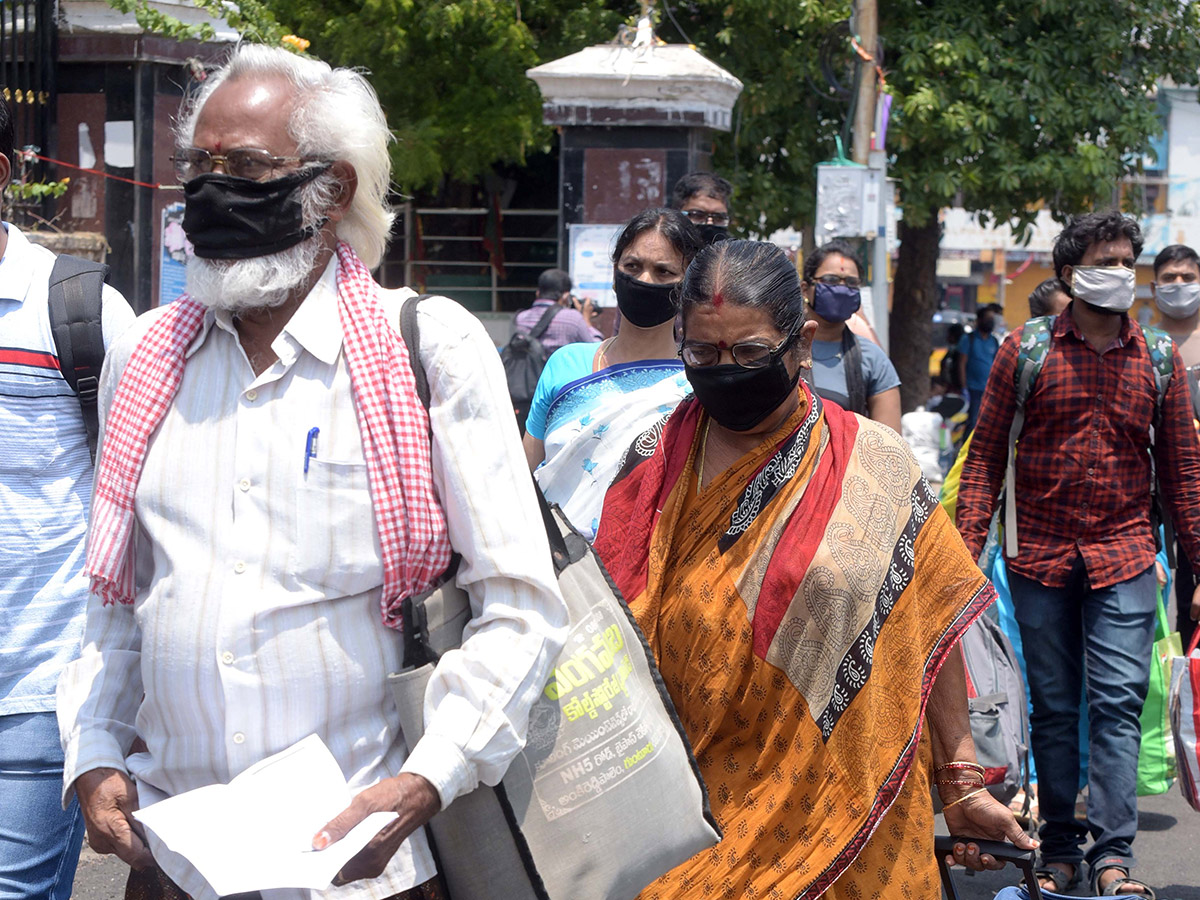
[78,123,95,169]
[569,223,623,308]
[104,120,135,169]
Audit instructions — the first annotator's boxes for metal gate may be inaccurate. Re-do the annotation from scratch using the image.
[1,0,56,221]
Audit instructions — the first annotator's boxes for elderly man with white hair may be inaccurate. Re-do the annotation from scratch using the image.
[55,45,567,900]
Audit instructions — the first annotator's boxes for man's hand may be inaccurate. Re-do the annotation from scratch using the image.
[313,773,440,887]
[571,295,597,321]
[942,790,1038,871]
[1191,581,1200,622]
[75,767,155,870]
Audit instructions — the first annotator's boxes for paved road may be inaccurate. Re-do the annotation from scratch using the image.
[73,788,1199,898]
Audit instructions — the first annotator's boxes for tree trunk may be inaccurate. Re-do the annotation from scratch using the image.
[889,216,941,413]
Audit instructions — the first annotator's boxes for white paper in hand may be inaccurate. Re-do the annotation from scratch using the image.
[133,734,396,896]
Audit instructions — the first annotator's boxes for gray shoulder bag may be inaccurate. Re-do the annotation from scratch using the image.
[388,295,720,900]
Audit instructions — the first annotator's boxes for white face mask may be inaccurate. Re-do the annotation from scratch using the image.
[1155,281,1200,319]
[1071,265,1136,313]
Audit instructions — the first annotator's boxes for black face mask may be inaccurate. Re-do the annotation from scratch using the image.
[182,164,332,260]
[614,269,679,328]
[697,223,729,246]
[685,335,802,432]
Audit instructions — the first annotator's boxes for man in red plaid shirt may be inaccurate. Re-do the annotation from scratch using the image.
[957,211,1200,897]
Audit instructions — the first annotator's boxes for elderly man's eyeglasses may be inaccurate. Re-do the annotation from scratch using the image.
[812,273,862,289]
[172,147,327,183]
[682,209,731,227]
[680,331,799,369]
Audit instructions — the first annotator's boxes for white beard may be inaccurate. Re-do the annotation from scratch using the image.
[185,233,324,315]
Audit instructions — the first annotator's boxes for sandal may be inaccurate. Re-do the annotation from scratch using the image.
[1034,862,1081,893]
[1092,866,1157,898]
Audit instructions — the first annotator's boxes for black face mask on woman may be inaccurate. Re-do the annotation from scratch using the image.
[685,333,802,432]
[182,164,332,260]
[614,269,679,328]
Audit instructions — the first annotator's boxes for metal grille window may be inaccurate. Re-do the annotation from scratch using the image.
[378,203,560,313]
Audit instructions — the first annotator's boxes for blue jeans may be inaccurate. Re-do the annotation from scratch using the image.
[0,712,85,900]
[1008,559,1155,874]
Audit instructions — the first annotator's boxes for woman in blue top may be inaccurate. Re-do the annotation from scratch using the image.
[523,208,701,539]
[801,240,902,431]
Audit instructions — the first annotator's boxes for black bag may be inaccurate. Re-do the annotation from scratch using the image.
[47,254,109,463]
[502,305,559,431]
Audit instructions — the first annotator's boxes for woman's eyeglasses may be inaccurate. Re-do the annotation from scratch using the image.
[812,273,862,289]
[679,331,799,369]
[172,147,328,183]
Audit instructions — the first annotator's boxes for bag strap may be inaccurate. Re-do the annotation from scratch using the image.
[528,303,561,341]
[841,327,867,415]
[1003,316,1055,558]
[1139,325,1176,567]
[401,293,570,569]
[47,254,109,464]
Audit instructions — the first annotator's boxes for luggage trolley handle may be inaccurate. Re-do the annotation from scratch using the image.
[934,835,1043,900]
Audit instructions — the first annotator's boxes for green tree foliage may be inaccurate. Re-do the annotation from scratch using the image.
[884,0,1200,408]
[264,0,575,190]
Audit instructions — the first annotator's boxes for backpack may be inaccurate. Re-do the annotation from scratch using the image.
[1003,315,1173,559]
[47,254,109,463]
[501,304,560,431]
[958,609,1031,809]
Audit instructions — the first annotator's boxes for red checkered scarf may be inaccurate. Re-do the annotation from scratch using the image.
[86,241,452,628]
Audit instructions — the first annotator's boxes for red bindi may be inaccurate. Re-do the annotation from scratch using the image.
[716,340,728,349]
[712,290,724,308]
[214,140,222,152]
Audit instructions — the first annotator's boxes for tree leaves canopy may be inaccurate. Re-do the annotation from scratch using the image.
[885,0,1200,231]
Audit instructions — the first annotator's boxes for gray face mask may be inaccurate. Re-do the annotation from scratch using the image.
[1155,281,1200,319]
[1071,265,1136,313]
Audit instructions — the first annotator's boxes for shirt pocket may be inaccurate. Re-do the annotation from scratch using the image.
[290,458,384,598]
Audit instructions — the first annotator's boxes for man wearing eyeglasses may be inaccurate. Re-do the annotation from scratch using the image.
[670,171,732,245]
[56,44,567,900]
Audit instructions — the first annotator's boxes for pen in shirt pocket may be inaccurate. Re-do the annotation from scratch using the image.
[304,427,319,474]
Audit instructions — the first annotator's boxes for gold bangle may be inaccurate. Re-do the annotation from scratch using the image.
[941,787,990,811]
[935,761,986,777]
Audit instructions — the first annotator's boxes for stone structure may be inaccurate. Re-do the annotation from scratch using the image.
[527,23,742,271]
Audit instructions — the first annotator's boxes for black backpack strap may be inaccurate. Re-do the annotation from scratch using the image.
[47,254,109,463]
[400,292,437,411]
[528,303,560,341]
[841,327,867,416]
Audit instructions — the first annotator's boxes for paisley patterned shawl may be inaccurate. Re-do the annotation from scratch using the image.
[595,387,995,899]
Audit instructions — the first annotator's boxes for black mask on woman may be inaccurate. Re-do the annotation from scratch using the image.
[182,164,332,260]
[685,335,802,432]
[614,269,679,328]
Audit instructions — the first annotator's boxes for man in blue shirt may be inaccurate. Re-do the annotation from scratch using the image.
[957,303,1003,434]
[0,99,134,899]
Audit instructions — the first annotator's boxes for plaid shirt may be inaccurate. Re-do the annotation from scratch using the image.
[513,299,601,355]
[957,302,1200,589]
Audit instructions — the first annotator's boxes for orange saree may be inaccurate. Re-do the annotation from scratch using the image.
[595,387,995,899]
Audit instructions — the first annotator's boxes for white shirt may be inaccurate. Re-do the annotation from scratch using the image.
[56,260,568,900]
[0,223,134,715]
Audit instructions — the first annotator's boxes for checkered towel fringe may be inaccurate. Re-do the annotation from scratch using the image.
[85,241,451,627]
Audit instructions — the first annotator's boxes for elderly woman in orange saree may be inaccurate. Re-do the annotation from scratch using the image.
[594,240,1035,899]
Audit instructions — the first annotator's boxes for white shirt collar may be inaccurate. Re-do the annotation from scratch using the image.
[185,256,343,365]
[0,223,37,304]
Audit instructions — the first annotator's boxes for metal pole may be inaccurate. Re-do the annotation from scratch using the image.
[870,148,889,355]
[851,0,877,166]
[855,0,888,352]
